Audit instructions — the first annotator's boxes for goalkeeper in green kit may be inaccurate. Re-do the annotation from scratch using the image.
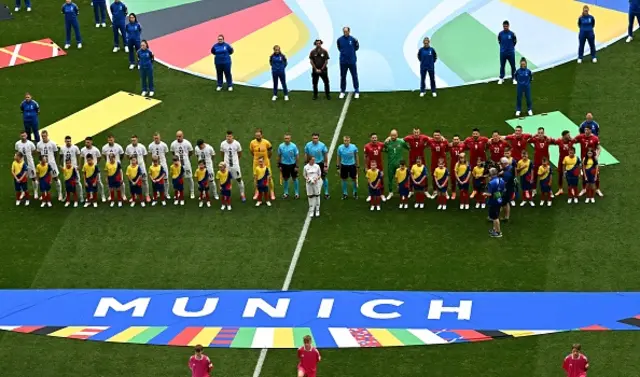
[383,129,409,200]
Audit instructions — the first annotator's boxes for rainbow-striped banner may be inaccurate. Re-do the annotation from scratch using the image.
[1,321,638,348]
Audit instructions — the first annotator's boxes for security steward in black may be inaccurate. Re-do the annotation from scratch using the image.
[309,39,331,100]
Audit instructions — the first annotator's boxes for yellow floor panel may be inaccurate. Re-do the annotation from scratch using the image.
[502,0,628,43]
[41,91,161,146]
[187,13,309,83]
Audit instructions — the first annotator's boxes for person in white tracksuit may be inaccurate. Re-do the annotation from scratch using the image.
[303,156,322,218]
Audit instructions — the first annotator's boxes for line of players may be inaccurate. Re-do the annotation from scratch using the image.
[355,124,602,211]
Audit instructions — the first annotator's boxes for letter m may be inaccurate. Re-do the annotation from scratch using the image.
[94,297,150,317]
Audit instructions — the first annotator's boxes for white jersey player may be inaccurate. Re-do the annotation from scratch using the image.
[15,131,38,197]
[220,130,246,201]
[36,130,64,200]
[81,137,107,202]
[101,136,125,163]
[195,139,219,199]
[170,130,195,198]
[125,135,149,200]
[59,136,84,201]
[149,133,170,197]
[303,156,323,217]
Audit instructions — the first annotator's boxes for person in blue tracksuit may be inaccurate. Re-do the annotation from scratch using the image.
[92,0,107,27]
[497,20,517,85]
[417,37,437,98]
[20,93,40,143]
[125,13,142,69]
[577,5,597,63]
[627,0,640,42]
[211,34,234,91]
[514,58,533,117]
[137,40,155,97]
[61,0,82,49]
[270,45,289,101]
[14,0,31,12]
[337,26,360,99]
[110,0,128,52]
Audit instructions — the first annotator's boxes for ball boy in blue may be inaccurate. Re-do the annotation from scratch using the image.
[61,0,82,49]
[125,13,142,69]
[270,45,289,101]
[211,34,234,91]
[137,40,155,97]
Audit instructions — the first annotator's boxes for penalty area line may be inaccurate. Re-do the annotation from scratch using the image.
[251,92,354,377]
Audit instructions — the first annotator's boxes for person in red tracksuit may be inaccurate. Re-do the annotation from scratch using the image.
[463,128,489,169]
[527,127,554,196]
[554,130,575,196]
[562,343,589,377]
[573,127,601,197]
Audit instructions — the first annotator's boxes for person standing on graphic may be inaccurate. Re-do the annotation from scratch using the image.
[337,26,360,99]
[514,57,533,117]
[110,0,128,53]
[211,34,234,91]
[61,0,82,49]
[627,0,640,43]
[577,5,597,64]
[417,37,438,97]
[497,20,517,85]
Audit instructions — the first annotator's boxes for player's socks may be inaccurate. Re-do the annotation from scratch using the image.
[323,178,329,194]
[294,180,299,196]
[283,180,290,196]
[55,179,62,197]
[341,181,347,195]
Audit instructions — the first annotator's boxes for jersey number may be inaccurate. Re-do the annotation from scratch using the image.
[373,150,379,156]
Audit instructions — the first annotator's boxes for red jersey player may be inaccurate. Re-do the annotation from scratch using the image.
[554,130,575,196]
[562,343,589,377]
[504,125,531,160]
[189,345,213,377]
[448,134,466,199]
[527,127,555,195]
[463,128,489,168]
[297,335,321,377]
[426,130,448,195]
[573,127,601,197]
[487,131,508,164]
[404,127,429,166]
[363,133,384,171]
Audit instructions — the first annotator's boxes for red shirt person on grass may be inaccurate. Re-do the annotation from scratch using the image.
[448,134,466,198]
[487,130,508,164]
[504,125,531,160]
[463,128,489,168]
[527,127,554,188]
[554,130,575,196]
[297,335,321,377]
[426,130,448,193]
[363,133,384,171]
[573,127,602,196]
[562,343,589,377]
[189,345,213,377]
[403,127,429,166]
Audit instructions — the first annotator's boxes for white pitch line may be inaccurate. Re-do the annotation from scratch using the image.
[251,92,354,377]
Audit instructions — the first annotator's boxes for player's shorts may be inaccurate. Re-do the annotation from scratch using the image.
[182,165,193,177]
[130,184,143,195]
[153,182,165,192]
[39,180,51,192]
[108,176,122,189]
[437,185,447,193]
[14,181,28,192]
[368,186,382,196]
[473,179,485,191]
[86,184,97,193]
[412,183,425,191]
[502,190,514,206]
[488,204,501,220]
[540,182,552,193]
[198,182,209,192]
[565,175,579,187]
[457,182,469,191]
[298,366,316,377]
[340,164,357,180]
[257,184,269,193]
[161,163,170,181]
[281,164,298,180]
[27,165,36,179]
[317,162,327,178]
[398,185,410,197]
[520,176,533,190]
[172,178,184,191]
[306,180,322,196]
[228,165,242,180]
[65,182,77,193]
[585,172,596,184]
[221,189,231,198]
[49,162,59,178]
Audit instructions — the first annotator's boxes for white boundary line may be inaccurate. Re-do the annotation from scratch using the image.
[251,92,354,377]
[9,44,22,66]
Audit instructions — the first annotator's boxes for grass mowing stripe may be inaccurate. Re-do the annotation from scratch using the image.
[252,92,354,377]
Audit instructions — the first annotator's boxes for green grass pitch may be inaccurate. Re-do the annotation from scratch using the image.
[0,1,639,376]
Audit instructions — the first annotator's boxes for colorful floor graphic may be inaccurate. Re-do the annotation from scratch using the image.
[124,0,634,92]
[0,38,66,70]
[0,290,638,348]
